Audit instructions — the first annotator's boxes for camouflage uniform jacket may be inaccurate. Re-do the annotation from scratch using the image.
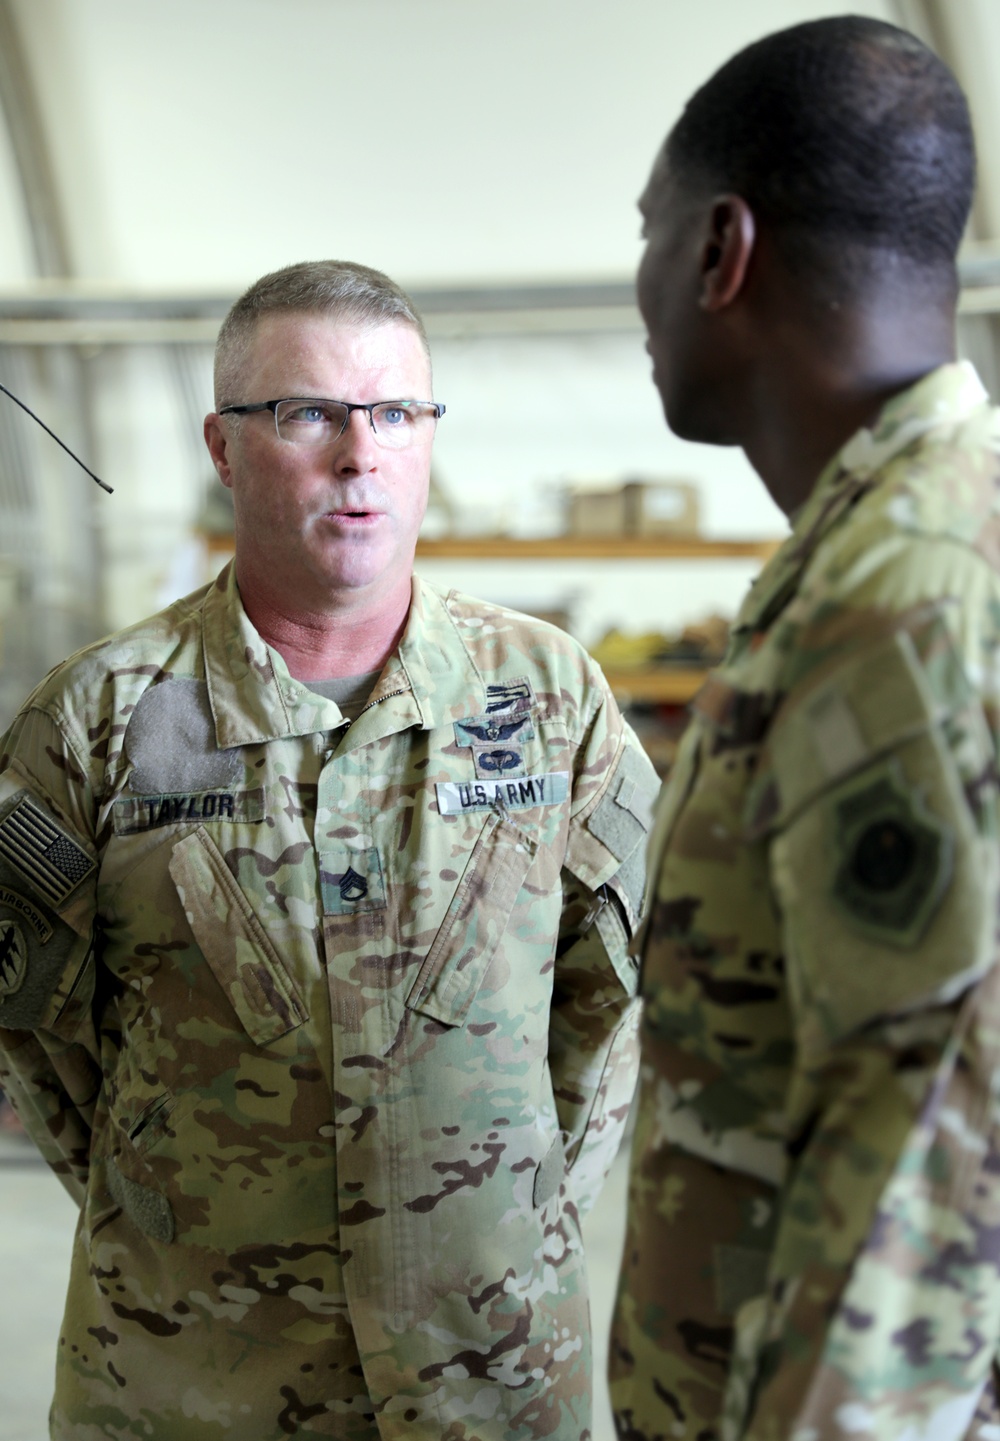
[611,362,1000,1441]
[0,564,656,1440]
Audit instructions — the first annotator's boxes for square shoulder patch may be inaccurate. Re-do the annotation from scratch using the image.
[0,793,96,909]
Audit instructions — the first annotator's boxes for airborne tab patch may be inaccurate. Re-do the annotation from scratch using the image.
[0,795,96,909]
[436,772,569,815]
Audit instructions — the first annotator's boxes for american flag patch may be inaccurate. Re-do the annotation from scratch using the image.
[0,797,95,909]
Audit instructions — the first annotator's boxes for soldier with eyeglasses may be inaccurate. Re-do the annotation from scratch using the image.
[0,259,655,1439]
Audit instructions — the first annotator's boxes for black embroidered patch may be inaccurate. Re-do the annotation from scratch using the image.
[832,769,953,943]
[485,679,534,715]
[320,847,386,915]
[339,867,369,903]
[471,744,526,780]
[113,788,267,835]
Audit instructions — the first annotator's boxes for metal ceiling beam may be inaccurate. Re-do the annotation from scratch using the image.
[0,262,1000,343]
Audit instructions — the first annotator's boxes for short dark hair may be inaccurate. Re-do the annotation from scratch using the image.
[215,260,429,409]
[665,15,975,277]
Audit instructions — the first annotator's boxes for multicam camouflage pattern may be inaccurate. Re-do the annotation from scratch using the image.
[0,564,656,1440]
[610,362,1000,1440]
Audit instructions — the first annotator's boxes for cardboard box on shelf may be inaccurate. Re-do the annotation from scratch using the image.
[566,485,628,537]
[625,479,700,536]
[565,477,701,538]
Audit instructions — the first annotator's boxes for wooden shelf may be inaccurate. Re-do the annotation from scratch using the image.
[415,535,779,560]
[201,532,780,561]
[602,665,711,704]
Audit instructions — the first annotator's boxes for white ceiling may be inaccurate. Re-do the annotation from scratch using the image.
[2,0,946,292]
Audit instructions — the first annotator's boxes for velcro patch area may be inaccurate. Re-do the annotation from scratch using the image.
[125,677,241,794]
[107,1159,175,1245]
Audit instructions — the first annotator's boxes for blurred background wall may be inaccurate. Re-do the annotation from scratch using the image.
[0,0,998,723]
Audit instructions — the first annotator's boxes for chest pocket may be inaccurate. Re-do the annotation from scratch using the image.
[406,809,537,1026]
[168,827,308,1046]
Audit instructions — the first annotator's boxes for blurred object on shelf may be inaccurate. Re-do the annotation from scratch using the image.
[591,612,730,671]
[496,592,577,635]
[626,704,691,778]
[566,477,701,539]
[629,479,700,537]
[566,480,628,537]
[666,612,730,661]
[522,605,572,633]
[590,629,664,668]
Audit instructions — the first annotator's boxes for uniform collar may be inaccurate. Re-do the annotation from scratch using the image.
[202,564,483,748]
[734,362,988,636]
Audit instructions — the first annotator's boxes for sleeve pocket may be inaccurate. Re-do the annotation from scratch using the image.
[772,738,999,1055]
[406,810,537,1026]
[759,621,1000,1056]
[564,739,660,929]
[168,827,308,1046]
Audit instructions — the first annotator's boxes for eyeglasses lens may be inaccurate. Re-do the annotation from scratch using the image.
[273,400,438,450]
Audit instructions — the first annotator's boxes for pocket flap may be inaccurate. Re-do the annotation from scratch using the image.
[564,740,660,915]
[169,828,308,1046]
[746,620,968,838]
[406,811,536,1026]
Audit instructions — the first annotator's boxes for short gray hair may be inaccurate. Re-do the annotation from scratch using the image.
[214,259,430,409]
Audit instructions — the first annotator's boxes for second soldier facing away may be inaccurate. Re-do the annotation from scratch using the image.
[611,15,1000,1441]
[0,261,657,1439]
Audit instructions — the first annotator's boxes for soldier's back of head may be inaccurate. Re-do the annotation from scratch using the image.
[663,16,975,296]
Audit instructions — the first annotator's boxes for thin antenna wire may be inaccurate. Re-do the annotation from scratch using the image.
[0,380,112,493]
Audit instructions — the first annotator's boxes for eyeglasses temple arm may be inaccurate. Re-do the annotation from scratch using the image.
[0,380,113,493]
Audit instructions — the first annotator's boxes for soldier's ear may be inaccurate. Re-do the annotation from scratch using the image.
[698,195,755,312]
[204,414,234,489]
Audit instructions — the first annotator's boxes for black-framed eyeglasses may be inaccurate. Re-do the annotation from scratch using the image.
[219,397,445,451]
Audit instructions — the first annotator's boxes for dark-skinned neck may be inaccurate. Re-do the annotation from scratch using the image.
[234,561,412,681]
[737,269,957,518]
